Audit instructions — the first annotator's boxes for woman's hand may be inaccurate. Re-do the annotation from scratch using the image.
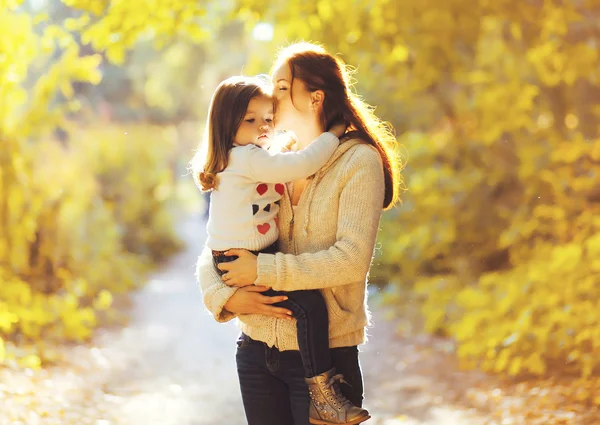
[218,249,259,287]
[224,286,293,319]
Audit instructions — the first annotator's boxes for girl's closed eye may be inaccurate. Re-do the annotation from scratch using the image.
[246,119,255,123]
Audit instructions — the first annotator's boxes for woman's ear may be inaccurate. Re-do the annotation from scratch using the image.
[310,90,325,111]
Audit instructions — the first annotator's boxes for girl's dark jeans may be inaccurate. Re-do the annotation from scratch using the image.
[235,334,364,425]
[212,243,331,378]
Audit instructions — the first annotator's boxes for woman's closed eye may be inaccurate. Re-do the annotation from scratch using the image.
[245,119,255,123]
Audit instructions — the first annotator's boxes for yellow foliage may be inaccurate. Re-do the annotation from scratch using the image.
[1,2,188,365]
[69,124,183,261]
[235,0,600,386]
[1,124,182,365]
[65,0,208,64]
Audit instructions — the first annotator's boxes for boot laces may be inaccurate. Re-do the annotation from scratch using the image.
[325,374,348,389]
[324,374,353,409]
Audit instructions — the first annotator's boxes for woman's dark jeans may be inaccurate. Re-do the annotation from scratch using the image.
[235,334,364,425]
[213,244,331,378]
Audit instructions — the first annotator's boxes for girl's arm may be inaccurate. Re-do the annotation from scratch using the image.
[255,145,385,291]
[245,131,339,183]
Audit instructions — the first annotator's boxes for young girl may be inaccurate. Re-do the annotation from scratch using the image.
[192,75,370,425]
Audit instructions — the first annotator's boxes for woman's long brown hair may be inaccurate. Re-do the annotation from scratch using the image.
[272,42,404,209]
[191,76,271,191]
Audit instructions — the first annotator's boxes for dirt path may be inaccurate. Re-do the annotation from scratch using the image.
[88,215,246,425]
[0,214,493,425]
[94,214,489,425]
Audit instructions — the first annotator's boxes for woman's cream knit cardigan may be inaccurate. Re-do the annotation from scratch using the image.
[196,138,385,350]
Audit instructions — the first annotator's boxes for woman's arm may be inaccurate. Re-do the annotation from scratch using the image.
[220,145,386,291]
[196,245,293,320]
[257,146,385,291]
[196,246,238,322]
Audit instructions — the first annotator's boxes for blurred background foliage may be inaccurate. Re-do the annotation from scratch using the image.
[3,0,600,403]
[0,0,247,366]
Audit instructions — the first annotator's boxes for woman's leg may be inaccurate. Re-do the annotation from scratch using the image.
[330,346,364,407]
[265,289,331,378]
[236,335,295,425]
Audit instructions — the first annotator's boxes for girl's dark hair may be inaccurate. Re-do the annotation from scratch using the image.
[191,75,272,191]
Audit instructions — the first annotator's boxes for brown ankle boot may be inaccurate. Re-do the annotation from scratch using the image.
[305,368,371,425]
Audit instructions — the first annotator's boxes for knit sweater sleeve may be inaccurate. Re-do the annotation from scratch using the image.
[254,145,385,291]
[245,132,339,183]
[195,245,238,322]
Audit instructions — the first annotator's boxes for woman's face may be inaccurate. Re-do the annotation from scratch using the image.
[271,63,313,132]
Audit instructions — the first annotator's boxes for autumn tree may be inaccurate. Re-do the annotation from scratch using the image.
[0,0,211,366]
[234,0,600,392]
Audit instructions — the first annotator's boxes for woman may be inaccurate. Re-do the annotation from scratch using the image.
[196,42,401,425]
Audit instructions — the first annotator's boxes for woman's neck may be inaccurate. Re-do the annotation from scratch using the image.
[294,123,326,150]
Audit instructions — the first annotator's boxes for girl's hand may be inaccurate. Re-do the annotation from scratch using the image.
[269,132,297,153]
[281,135,297,152]
[224,286,293,319]
[328,121,347,138]
[218,249,258,287]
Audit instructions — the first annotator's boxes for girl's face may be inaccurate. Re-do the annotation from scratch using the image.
[271,63,314,132]
[234,95,274,148]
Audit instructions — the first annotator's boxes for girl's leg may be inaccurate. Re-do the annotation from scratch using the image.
[278,348,311,425]
[236,335,295,425]
[212,254,237,276]
[330,346,364,407]
[267,290,369,423]
[266,289,331,378]
[276,342,367,425]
